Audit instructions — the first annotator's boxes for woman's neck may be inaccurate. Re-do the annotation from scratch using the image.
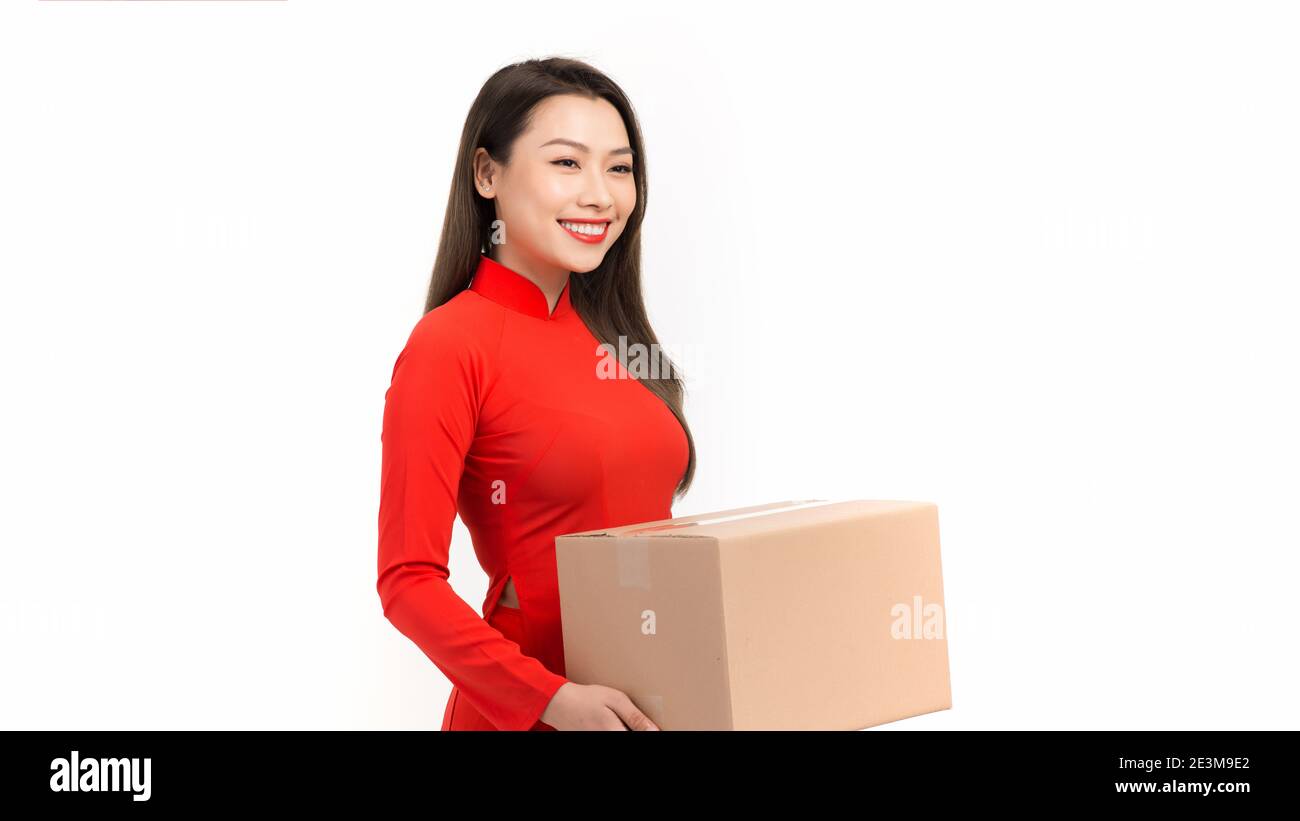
[490,247,569,314]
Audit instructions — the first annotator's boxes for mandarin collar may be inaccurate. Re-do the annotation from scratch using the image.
[469,254,573,321]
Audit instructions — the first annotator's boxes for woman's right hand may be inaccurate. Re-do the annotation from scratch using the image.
[540,682,660,730]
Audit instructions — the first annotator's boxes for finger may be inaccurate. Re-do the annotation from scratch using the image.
[608,696,658,731]
[602,707,630,730]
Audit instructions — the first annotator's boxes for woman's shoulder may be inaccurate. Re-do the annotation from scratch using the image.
[399,288,504,362]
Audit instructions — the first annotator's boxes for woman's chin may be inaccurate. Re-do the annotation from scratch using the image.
[556,247,608,274]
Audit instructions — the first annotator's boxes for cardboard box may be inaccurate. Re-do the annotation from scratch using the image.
[555,499,952,730]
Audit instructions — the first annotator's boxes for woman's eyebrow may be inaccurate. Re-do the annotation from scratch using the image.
[539,137,635,157]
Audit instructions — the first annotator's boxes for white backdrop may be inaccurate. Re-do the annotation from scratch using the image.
[1,0,1296,730]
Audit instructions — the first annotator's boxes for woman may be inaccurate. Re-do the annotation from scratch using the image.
[376,58,695,731]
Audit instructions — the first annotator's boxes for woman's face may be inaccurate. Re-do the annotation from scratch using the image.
[475,93,636,277]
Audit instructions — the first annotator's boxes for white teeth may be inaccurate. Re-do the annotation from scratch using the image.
[560,221,607,236]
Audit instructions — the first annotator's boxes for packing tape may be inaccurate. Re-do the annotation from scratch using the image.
[641,693,664,725]
[616,539,651,590]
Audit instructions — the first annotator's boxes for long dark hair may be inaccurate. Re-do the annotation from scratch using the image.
[424,57,695,499]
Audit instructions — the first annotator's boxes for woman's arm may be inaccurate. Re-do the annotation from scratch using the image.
[377,311,567,731]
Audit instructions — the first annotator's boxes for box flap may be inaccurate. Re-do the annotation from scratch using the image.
[623,499,839,536]
[557,499,823,539]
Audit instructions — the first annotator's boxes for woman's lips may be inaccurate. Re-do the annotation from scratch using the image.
[558,219,609,244]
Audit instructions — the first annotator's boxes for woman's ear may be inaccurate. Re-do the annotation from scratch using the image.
[473,147,497,199]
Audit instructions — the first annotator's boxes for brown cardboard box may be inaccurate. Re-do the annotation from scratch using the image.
[555,499,951,730]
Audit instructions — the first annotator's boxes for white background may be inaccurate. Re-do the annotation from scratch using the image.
[1,0,1296,730]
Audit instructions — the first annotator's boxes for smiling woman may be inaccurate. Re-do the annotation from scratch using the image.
[377,58,694,732]
[474,94,638,278]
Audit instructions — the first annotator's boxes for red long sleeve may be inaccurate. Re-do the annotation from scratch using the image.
[377,310,568,731]
[377,253,689,731]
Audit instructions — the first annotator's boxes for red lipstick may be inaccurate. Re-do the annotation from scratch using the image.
[557,218,610,244]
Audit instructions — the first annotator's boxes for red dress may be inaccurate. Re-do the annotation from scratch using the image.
[377,253,689,730]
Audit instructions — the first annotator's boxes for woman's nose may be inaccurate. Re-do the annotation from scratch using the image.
[578,171,614,210]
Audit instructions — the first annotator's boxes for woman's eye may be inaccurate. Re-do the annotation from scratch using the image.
[552,158,632,174]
